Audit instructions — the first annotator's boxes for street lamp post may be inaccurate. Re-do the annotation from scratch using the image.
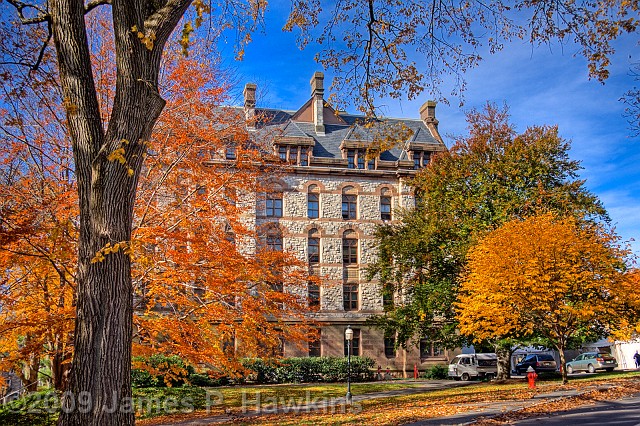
[345,325,353,404]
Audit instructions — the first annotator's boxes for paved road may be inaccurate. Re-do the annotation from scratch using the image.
[514,394,640,426]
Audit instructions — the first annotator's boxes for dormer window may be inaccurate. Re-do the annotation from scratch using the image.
[345,149,369,169]
[278,146,287,161]
[412,151,431,169]
[347,149,356,169]
[277,144,311,166]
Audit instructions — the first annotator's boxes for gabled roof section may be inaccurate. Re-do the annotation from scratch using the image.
[290,98,348,125]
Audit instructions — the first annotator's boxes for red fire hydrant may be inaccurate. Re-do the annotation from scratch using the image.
[526,366,538,389]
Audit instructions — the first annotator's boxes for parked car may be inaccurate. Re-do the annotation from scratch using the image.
[514,353,557,374]
[448,353,497,381]
[565,352,617,374]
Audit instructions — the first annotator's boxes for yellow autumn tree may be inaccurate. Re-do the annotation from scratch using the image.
[457,212,636,383]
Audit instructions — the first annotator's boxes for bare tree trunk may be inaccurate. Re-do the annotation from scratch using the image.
[25,352,40,392]
[558,345,568,384]
[494,343,511,380]
[48,1,191,424]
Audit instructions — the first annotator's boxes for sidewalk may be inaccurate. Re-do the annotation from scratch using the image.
[406,388,584,425]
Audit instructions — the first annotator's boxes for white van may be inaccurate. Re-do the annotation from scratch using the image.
[448,353,498,381]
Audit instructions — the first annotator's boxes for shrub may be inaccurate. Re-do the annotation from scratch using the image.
[422,364,449,380]
[241,356,375,384]
[132,354,190,388]
[0,390,58,426]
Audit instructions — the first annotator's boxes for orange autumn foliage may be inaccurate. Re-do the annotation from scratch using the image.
[456,212,636,383]
[130,43,314,378]
[0,17,314,391]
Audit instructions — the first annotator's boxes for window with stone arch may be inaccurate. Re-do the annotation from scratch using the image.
[341,186,357,220]
[380,187,392,221]
[342,230,358,264]
[307,184,320,219]
[308,228,320,263]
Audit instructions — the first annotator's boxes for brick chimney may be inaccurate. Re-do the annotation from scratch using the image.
[243,83,257,130]
[419,100,438,127]
[310,72,325,135]
[420,100,443,144]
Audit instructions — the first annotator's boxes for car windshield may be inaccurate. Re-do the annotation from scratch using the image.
[597,353,612,358]
[537,354,555,361]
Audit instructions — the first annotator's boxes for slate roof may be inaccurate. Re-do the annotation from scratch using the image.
[253,107,444,162]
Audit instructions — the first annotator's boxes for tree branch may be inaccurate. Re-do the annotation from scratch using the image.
[85,0,112,14]
[6,0,49,25]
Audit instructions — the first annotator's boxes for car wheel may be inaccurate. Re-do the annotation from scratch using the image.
[587,364,595,373]
[485,373,494,381]
[461,373,470,381]
[566,365,573,374]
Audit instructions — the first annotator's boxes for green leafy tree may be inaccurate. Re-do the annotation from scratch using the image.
[367,104,607,378]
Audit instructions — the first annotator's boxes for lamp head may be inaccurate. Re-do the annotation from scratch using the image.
[345,325,353,341]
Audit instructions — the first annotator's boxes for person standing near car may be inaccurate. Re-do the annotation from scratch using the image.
[634,351,640,368]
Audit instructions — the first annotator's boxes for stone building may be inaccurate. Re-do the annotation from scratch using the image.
[239,72,450,372]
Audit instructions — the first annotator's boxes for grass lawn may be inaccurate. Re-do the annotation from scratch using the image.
[3,371,640,425]
[139,371,640,425]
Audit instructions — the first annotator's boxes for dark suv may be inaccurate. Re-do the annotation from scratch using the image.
[514,353,558,374]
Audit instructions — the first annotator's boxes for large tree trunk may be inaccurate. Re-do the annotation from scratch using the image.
[49,1,191,424]
[494,343,511,381]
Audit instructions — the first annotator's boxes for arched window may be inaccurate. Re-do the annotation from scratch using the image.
[308,185,319,219]
[342,230,358,264]
[341,186,357,220]
[380,188,392,221]
[308,228,320,263]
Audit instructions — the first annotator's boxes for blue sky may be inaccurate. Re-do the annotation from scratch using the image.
[217,8,640,256]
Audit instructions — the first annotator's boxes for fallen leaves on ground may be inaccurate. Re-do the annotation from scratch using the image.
[474,377,640,424]
[138,375,640,426]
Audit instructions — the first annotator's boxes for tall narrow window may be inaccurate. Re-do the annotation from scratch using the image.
[367,159,375,170]
[380,190,392,221]
[266,193,283,217]
[347,149,356,169]
[342,230,358,264]
[309,329,321,357]
[343,283,358,311]
[308,281,320,307]
[384,337,396,358]
[225,145,237,160]
[344,328,361,356]
[357,152,365,169]
[308,229,320,263]
[278,145,287,161]
[300,147,308,166]
[382,283,394,309]
[341,186,357,220]
[308,186,319,219]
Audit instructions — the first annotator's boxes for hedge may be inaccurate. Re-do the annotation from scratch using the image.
[132,355,376,387]
[241,356,375,384]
